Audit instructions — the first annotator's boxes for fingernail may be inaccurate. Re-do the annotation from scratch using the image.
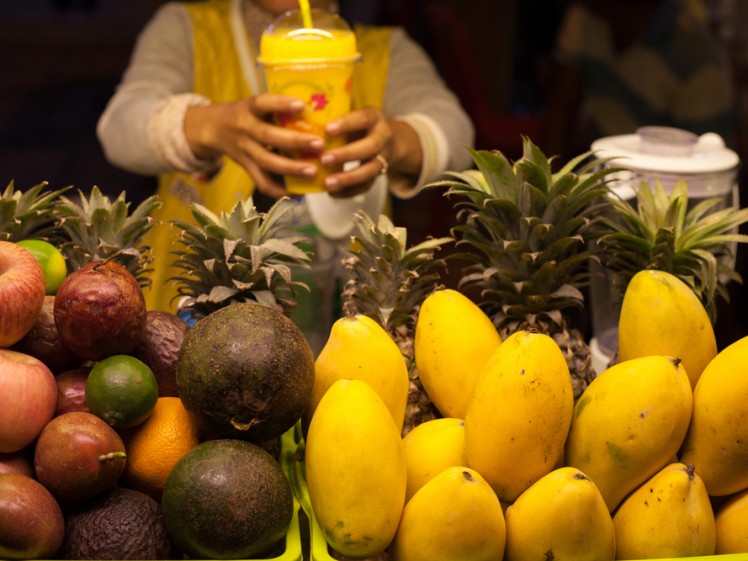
[309,138,324,150]
[290,100,304,111]
[325,176,339,188]
[320,154,335,166]
[302,166,317,177]
[326,121,340,134]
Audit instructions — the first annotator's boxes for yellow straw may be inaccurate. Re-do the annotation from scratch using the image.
[297,0,314,28]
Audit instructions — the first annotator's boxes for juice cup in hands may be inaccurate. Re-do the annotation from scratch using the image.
[259,9,360,195]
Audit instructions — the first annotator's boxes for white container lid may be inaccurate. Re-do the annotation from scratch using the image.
[591,127,739,175]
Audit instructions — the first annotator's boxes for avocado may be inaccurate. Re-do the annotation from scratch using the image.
[161,439,294,559]
[176,301,315,443]
[57,486,179,560]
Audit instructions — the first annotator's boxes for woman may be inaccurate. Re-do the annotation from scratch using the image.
[97,0,474,312]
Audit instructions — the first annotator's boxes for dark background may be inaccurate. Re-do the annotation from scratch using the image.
[2,0,747,345]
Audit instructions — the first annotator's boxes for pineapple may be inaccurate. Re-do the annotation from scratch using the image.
[597,178,748,323]
[430,138,619,399]
[341,211,452,434]
[0,181,69,241]
[56,186,160,287]
[170,197,312,320]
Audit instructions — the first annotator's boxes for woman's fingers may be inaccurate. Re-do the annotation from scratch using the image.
[322,108,391,165]
[249,92,304,115]
[326,107,381,136]
[244,96,325,153]
[239,156,289,199]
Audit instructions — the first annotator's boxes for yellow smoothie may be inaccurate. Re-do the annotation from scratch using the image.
[259,11,359,194]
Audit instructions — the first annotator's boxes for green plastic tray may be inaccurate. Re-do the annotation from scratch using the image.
[263,427,304,561]
[290,437,748,561]
[290,440,335,561]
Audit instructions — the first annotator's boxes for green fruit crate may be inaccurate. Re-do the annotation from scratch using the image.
[269,427,305,561]
[289,439,336,561]
[288,436,748,561]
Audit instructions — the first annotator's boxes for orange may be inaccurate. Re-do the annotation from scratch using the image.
[85,354,158,429]
[122,397,200,500]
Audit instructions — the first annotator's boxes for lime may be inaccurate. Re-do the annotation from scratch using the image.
[85,355,159,429]
[16,239,67,295]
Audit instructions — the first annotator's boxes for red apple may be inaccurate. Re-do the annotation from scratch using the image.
[54,260,146,361]
[0,241,45,347]
[0,349,57,453]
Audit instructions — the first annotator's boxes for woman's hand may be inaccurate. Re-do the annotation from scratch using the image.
[319,107,422,198]
[184,93,325,198]
[184,97,423,199]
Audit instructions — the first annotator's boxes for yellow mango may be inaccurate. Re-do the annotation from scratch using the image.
[565,355,693,512]
[402,417,466,502]
[305,314,409,432]
[305,378,406,559]
[464,330,573,502]
[504,467,615,561]
[715,488,748,554]
[414,288,502,418]
[680,335,748,496]
[389,466,506,561]
[618,269,717,389]
[613,463,716,560]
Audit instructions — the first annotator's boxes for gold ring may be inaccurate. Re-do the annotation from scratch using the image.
[375,154,389,175]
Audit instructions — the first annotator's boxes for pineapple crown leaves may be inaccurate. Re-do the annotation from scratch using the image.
[428,137,620,322]
[0,181,71,242]
[598,178,748,322]
[56,186,160,286]
[341,211,452,336]
[170,197,312,318]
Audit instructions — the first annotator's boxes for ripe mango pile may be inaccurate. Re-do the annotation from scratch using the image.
[301,270,748,561]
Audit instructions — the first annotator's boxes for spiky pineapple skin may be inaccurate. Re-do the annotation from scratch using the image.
[170,197,312,319]
[341,212,451,434]
[56,186,160,287]
[597,178,748,324]
[429,138,618,399]
[0,181,69,242]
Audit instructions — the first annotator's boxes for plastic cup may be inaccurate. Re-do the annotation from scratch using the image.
[259,9,360,195]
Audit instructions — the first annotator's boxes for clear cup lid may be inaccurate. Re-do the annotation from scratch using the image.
[591,126,739,174]
[258,8,359,64]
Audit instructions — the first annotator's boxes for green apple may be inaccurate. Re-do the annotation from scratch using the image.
[16,239,67,295]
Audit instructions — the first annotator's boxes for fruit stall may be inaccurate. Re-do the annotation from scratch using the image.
[2,135,748,561]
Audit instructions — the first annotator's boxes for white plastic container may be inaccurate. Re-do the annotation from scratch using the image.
[588,126,740,374]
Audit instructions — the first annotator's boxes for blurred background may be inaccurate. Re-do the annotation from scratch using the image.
[2,0,748,342]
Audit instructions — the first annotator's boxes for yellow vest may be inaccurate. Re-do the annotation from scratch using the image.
[143,0,391,312]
